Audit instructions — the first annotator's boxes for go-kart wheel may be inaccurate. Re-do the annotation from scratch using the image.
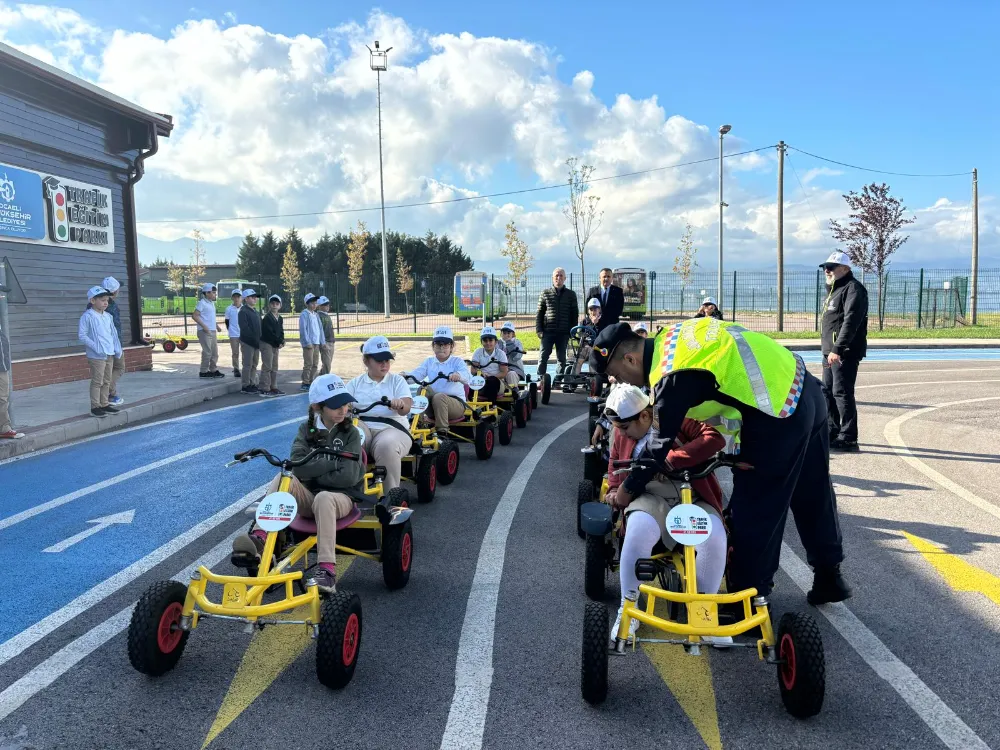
[176,338,189,350]
[387,486,410,509]
[589,400,601,419]
[127,580,190,676]
[589,376,601,398]
[530,381,538,409]
[316,590,362,689]
[474,421,495,460]
[577,480,593,539]
[584,535,607,600]
[498,412,514,446]
[525,394,533,420]
[381,518,413,590]
[436,440,460,485]
[515,397,528,428]
[583,448,604,487]
[162,340,176,353]
[541,374,552,405]
[776,612,826,718]
[581,601,609,704]
[416,455,437,503]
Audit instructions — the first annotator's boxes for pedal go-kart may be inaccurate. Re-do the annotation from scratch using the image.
[577,425,611,539]
[402,373,463,486]
[143,328,189,353]
[579,453,826,719]
[540,325,600,404]
[464,358,518,445]
[127,445,413,690]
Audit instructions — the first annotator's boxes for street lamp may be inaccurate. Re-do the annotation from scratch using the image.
[368,40,393,319]
[718,124,731,304]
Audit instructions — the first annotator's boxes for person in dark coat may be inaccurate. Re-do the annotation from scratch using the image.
[238,289,263,394]
[586,267,624,330]
[820,252,868,452]
[535,267,578,377]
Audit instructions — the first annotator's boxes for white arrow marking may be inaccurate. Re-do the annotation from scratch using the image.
[42,510,135,553]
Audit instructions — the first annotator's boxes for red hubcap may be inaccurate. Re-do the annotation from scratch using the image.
[779,633,797,690]
[485,429,493,451]
[506,420,513,438]
[157,602,183,653]
[401,533,412,571]
[447,450,458,475]
[342,613,360,665]
[428,465,436,492]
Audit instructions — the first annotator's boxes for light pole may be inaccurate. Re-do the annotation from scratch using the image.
[718,124,731,304]
[368,40,393,319]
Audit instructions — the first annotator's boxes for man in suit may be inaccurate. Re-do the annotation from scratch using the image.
[587,267,624,330]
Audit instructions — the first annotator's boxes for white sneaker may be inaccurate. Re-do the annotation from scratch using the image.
[701,635,733,648]
[610,602,640,646]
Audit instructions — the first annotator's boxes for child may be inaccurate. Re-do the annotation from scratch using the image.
[193,283,224,379]
[317,295,336,375]
[299,293,323,390]
[498,322,525,390]
[238,289,262,394]
[224,290,242,378]
[403,326,470,436]
[633,322,649,338]
[101,276,126,405]
[79,285,123,417]
[0,317,22,440]
[603,385,731,647]
[232,374,362,593]
[469,326,509,403]
[573,298,602,375]
[694,296,724,320]
[259,294,285,397]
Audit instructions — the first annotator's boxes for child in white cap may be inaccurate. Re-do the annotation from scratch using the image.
[602,384,730,647]
[403,326,471,435]
[224,289,242,378]
[100,276,126,404]
[695,296,723,321]
[633,321,649,338]
[498,322,525,388]
[238,289,262,393]
[259,294,285,396]
[299,293,323,390]
[316,296,335,375]
[193,283,224,378]
[79,286,122,417]
[233,374,362,593]
[572,298,603,375]
[469,326,509,403]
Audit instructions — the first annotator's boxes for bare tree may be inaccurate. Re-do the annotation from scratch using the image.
[829,183,915,330]
[500,220,534,315]
[188,229,207,287]
[395,249,413,313]
[347,220,370,320]
[673,223,699,288]
[562,157,603,282]
[280,242,302,313]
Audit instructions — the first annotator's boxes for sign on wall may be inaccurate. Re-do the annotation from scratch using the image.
[0,162,115,253]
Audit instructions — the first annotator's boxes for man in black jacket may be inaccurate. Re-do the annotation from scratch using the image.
[820,252,868,452]
[238,289,263,394]
[535,267,579,377]
[586,268,624,330]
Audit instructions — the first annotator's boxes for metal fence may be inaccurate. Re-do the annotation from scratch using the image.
[140,266,1000,338]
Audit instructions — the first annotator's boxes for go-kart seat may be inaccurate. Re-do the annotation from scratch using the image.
[288,448,370,534]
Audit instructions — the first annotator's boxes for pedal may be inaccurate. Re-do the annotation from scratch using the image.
[634,558,658,582]
[230,552,256,569]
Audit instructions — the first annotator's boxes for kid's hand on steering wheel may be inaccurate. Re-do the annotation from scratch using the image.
[449,372,463,382]
[389,398,408,413]
[591,423,605,446]
[611,487,633,509]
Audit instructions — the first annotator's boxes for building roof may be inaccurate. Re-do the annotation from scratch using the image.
[0,41,173,137]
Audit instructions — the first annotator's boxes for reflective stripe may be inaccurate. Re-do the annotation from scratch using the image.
[659,322,684,375]
[704,414,742,433]
[778,354,807,417]
[726,326,773,414]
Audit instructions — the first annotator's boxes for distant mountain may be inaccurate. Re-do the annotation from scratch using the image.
[138,234,243,266]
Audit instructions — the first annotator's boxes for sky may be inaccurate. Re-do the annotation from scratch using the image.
[1,0,996,273]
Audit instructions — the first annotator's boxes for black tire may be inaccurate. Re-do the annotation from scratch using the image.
[127,580,190,676]
[581,601,609,704]
[589,400,601,419]
[584,534,607,600]
[162,340,176,353]
[589,376,601,398]
[474,421,495,460]
[387,486,410,508]
[176,338,189,350]
[583,449,604,487]
[436,440,460,485]
[541,373,552,404]
[515,397,528,428]
[382,519,413,590]
[316,591,362,689]
[577,480,593,539]
[498,412,514,446]
[525,394,533,420]
[416,455,437,503]
[777,612,826,718]
[530,381,538,409]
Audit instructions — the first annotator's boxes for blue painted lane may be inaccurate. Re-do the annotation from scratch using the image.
[798,348,1000,364]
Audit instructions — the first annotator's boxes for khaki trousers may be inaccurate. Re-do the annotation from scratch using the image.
[88,356,114,409]
[268,475,353,564]
[229,338,241,372]
[358,421,412,491]
[425,386,466,430]
[301,345,320,385]
[260,342,279,392]
[320,342,335,375]
[0,370,11,433]
[240,342,260,388]
[197,329,218,373]
[109,355,125,397]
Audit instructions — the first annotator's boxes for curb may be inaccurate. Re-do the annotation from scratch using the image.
[0,379,243,461]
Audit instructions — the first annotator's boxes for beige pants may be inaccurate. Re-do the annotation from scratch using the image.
[320,342,335,375]
[88,356,114,409]
[358,421,412,491]
[0,370,11,433]
[240,342,260,388]
[109,355,125,397]
[267,474,353,564]
[425,386,466,430]
[504,371,520,388]
[260,342,279,392]
[229,338,241,372]
[301,345,320,385]
[197,329,218,373]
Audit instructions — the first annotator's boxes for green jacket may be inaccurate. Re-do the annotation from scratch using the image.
[317,310,335,343]
[290,418,364,492]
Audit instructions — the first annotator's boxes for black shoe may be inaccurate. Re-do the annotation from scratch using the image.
[829,428,840,442]
[103,405,120,414]
[211,371,225,378]
[199,372,212,378]
[91,407,107,417]
[831,438,860,452]
[234,369,241,377]
[807,565,852,605]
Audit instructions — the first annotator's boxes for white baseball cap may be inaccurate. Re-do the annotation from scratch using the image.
[87,285,110,300]
[633,322,648,332]
[604,384,651,421]
[587,297,602,308]
[268,294,282,304]
[242,288,257,298]
[820,251,852,269]
[702,296,717,306]
[433,326,454,343]
[361,335,394,360]
[304,293,318,305]
[317,295,330,305]
[500,321,516,333]
[480,325,498,339]
[308,374,357,409]
[101,276,121,293]
[201,283,217,293]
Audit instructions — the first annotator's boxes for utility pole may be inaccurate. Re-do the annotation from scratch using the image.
[718,124,731,303]
[368,41,393,320]
[777,141,785,331]
[971,168,979,325]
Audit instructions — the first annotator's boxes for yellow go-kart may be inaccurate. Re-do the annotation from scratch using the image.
[579,453,826,719]
[464,358,516,446]
[127,444,413,690]
[435,373,499,461]
[144,328,189,353]
[404,373,463,485]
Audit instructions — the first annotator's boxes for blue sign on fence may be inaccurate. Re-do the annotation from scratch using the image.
[0,165,45,241]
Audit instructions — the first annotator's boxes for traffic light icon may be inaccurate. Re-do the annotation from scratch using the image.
[43,176,69,243]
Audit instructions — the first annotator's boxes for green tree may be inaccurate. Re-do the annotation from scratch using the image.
[347,220,370,320]
[280,242,303,313]
[235,231,261,278]
[500,220,533,314]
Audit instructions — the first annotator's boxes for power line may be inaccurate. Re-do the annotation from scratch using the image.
[785,152,822,228]
[136,145,777,225]
[786,145,972,178]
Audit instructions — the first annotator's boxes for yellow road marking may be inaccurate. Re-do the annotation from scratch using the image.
[202,555,356,748]
[903,532,1000,607]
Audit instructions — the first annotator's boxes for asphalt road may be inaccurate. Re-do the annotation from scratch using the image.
[1,353,999,750]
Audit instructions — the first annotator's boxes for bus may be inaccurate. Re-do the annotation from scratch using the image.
[613,267,647,319]
[215,279,266,313]
[453,272,509,320]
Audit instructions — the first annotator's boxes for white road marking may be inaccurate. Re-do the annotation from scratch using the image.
[856,379,1000,390]
[0,531,238,722]
[42,509,135,553]
[780,544,991,750]
[854,367,1000,376]
[439,413,588,750]
[883,396,1000,522]
[0,482,267,667]
[0,419,297,531]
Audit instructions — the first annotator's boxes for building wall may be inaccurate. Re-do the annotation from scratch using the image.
[0,65,140,360]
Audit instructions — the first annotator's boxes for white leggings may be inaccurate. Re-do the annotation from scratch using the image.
[619,510,728,600]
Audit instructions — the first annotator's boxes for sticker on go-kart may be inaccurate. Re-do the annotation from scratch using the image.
[665,505,713,546]
[356,424,366,446]
[469,375,486,391]
[255,491,298,532]
[410,395,429,414]
[408,383,421,396]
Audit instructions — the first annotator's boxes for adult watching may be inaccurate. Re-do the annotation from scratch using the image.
[586,267,624,329]
[535,267,579,379]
